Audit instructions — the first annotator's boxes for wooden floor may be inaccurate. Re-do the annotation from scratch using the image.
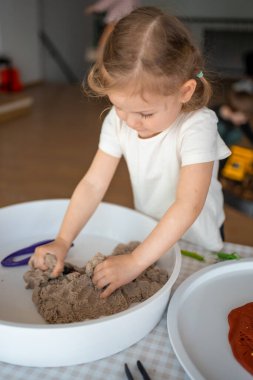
[0,83,253,246]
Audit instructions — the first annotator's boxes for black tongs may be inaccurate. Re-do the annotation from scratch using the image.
[125,360,152,380]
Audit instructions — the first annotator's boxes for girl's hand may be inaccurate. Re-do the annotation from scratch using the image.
[92,253,145,298]
[28,237,70,277]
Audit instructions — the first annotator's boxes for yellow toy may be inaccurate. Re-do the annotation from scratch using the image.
[222,145,253,182]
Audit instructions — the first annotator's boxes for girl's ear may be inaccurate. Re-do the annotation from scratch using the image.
[180,79,197,103]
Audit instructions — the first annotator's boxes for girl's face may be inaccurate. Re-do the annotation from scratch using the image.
[108,90,185,139]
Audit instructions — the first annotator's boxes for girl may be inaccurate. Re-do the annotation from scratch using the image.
[30,7,231,298]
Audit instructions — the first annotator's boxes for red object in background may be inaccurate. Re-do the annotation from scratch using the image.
[0,67,23,92]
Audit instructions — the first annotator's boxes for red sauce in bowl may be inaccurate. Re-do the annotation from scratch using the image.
[228,302,253,376]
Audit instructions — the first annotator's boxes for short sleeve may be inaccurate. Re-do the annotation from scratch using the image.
[178,108,231,166]
[98,107,123,158]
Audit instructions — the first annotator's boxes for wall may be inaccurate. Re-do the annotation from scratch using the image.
[0,1,252,83]
[0,0,92,84]
[144,0,253,76]
[41,0,93,83]
[0,0,42,84]
[144,0,253,18]
[0,22,3,53]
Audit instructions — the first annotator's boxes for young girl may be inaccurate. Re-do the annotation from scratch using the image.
[30,7,231,298]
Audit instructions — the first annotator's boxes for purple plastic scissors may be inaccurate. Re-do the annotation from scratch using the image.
[1,239,69,267]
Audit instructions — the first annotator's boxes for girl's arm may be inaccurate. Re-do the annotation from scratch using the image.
[93,161,214,297]
[131,161,214,267]
[56,149,120,245]
[29,149,120,276]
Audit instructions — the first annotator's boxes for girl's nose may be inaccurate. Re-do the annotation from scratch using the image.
[126,114,141,130]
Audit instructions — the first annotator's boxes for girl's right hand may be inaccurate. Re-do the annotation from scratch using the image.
[28,237,70,278]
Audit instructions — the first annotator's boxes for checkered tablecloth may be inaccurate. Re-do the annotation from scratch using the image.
[1,241,252,380]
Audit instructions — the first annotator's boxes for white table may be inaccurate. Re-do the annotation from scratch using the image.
[1,241,252,380]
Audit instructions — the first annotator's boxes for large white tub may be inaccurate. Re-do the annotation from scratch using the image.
[0,200,181,367]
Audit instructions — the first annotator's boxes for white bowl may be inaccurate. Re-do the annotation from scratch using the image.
[0,199,181,367]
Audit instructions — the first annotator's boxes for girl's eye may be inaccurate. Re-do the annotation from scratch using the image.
[141,113,153,119]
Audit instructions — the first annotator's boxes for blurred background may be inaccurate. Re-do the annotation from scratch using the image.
[1,0,253,83]
[0,0,252,245]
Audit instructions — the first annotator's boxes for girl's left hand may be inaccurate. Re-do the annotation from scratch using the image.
[92,253,144,298]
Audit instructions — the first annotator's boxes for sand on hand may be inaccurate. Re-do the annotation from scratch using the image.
[24,242,169,324]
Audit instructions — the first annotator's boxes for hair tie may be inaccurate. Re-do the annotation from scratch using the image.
[196,71,204,79]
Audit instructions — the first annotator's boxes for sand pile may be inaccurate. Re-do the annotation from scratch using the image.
[24,242,168,324]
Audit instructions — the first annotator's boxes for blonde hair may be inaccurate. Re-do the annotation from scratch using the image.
[86,6,212,112]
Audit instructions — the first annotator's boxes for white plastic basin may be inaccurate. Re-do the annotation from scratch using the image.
[0,199,181,367]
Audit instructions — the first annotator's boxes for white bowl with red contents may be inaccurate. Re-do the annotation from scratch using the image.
[0,199,181,367]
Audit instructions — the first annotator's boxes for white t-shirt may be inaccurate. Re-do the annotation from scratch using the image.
[99,106,231,250]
